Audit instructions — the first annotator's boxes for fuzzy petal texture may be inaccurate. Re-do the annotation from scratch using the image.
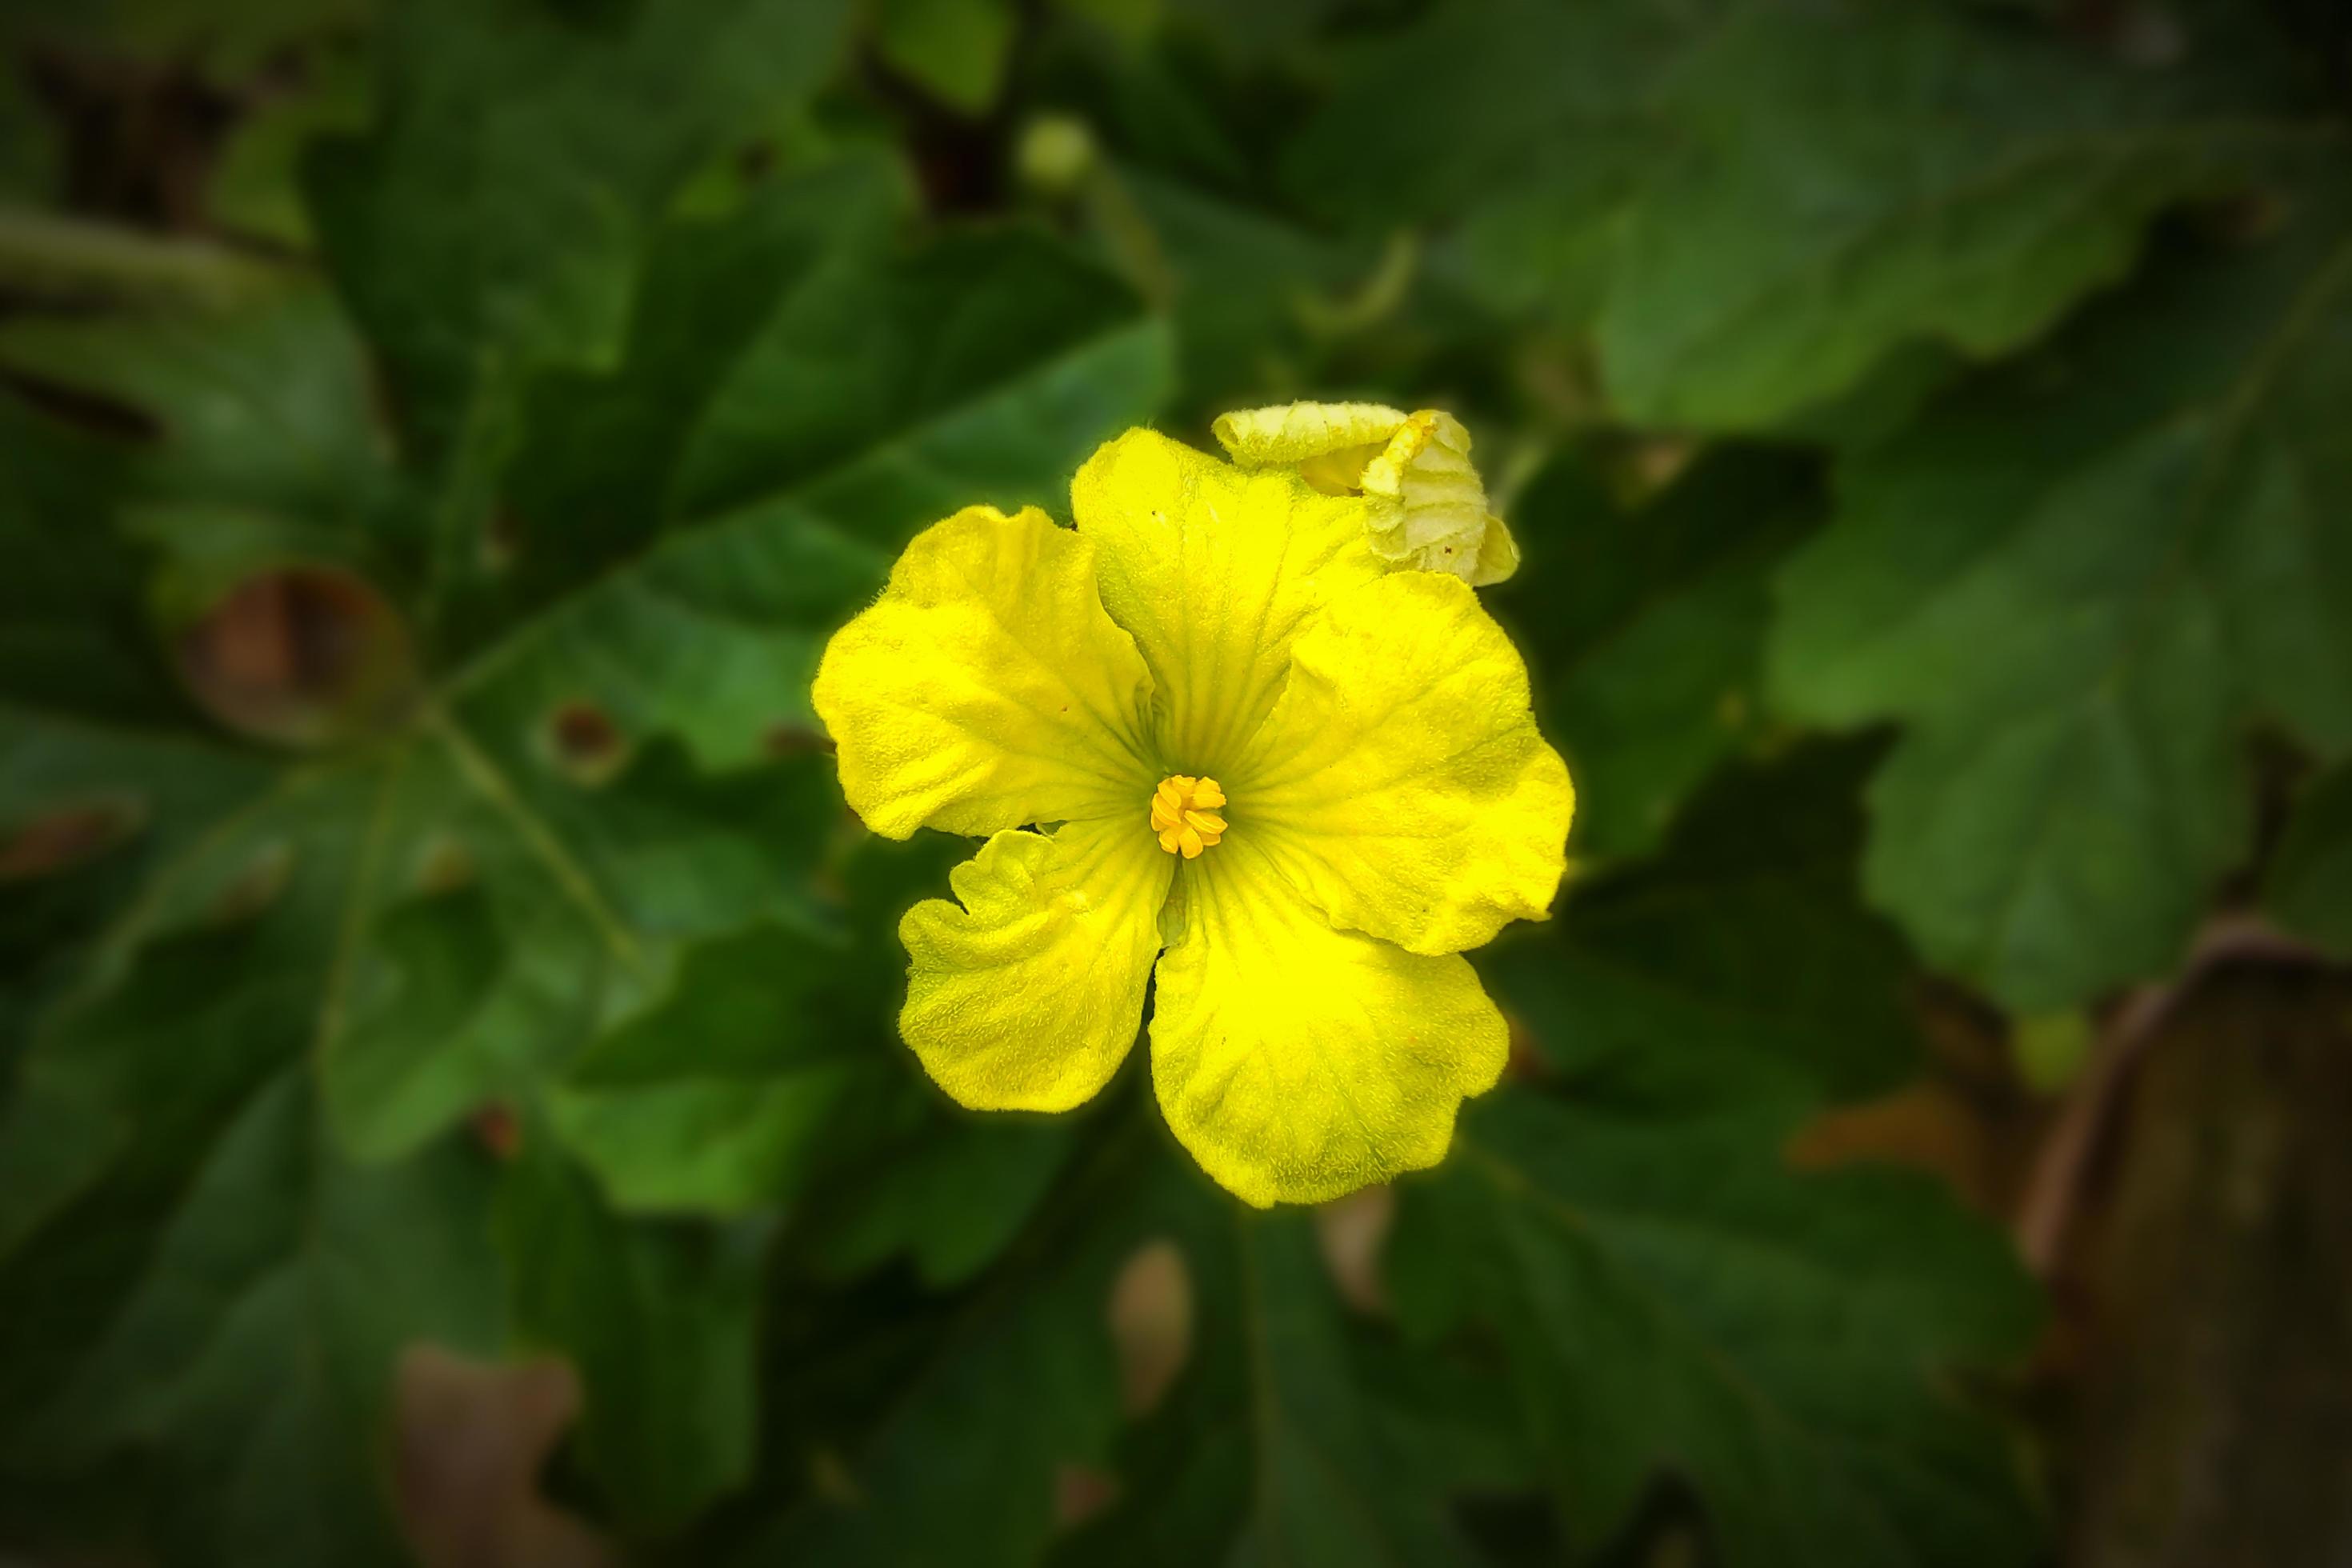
[813,506,1155,838]
[1233,572,1574,954]
[900,817,1173,1112]
[1148,834,1509,1206]
[1072,430,1382,776]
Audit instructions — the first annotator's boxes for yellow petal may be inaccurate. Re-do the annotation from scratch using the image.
[1470,513,1520,587]
[1233,571,1573,955]
[901,816,1172,1112]
[1359,410,1498,581]
[1071,430,1382,774]
[1211,402,1409,466]
[1214,402,1519,586]
[812,506,1155,838]
[1149,836,1506,1207]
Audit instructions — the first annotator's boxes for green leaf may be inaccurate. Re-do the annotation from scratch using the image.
[499,1134,766,1528]
[754,1130,1490,1567]
[0,142,1169,1560]
[1398,759,2042,1552]
[1771,163,2352,1008]
[804,1112,1075,1288]
[1500,446,1822,862]
[1288,0,2317,433]
[0,398,187,722]
[2268,762,2352,957]
[450,185,1172,771]
[0,1056,503,1567]
[1059,1203,1513,1566]
[1118,167,1383,412]
[1590,3,2304,430]
[0,59,59,203]
[1282,0,1692,233]
[748,1130,1159,1567]
[1489,741,1926,1106]
[10,0,374,84]
[1389,1085,2042,1568]
[546,918,922,1215]
[0,285,394,531]
[207,45,375,249]
[874,0,1018,114]
[304,0,856,459]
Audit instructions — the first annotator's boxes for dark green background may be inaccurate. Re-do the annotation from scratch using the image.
[2,0,2348,1563]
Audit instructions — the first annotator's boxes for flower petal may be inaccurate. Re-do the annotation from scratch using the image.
[1233,571,1573,954]
[1211,401,1407,467]
[901,816,1172,1112]
[1215,402,1519,586]
[812,506,1156,838]
[1071,430,1382,776]
[1149,836,1507,1206]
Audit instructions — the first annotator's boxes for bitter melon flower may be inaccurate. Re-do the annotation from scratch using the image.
[812,423,1573,1206]
[1214,401,1520,585]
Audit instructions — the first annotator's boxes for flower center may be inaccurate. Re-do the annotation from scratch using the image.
[1150,774,1226,859]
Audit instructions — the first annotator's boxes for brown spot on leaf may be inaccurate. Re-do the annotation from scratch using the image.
[176,566,416,748]
[206,840,294,926]
[416,836,478,895]
[546,702,627,785]
[763,721,834,759]
[1502,1009,1550,1082]
[1053,1462,1121,1529]
[1314,1184,1395,1315]
[470,1103,522,1162]
[1786,1082,2023,1218]
[394,1345,612,1568]
[0,796,145,882]
[1106,1237,1192,1417]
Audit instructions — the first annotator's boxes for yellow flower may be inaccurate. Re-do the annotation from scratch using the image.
[1213,401,1521,586]
[811,428,1573,1206]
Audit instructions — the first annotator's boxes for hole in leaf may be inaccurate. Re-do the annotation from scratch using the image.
[545,701,629,785]
[1314,1185,1395,1316]
[0,795,146,882]
[1106,1236,1192,1417]
[175,566,417,749]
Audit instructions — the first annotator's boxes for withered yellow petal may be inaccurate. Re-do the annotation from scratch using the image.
[812,506,1155,838]
[1210,401,1408,467]
[1149,835,1507,1207]
[1234,571,1573,954]
[1214,402,1518,586]
[900,817,1171,1112]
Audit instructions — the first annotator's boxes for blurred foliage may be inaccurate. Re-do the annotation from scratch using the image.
[0,0,2346,1563]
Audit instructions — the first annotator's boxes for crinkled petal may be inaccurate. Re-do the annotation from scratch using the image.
[813,506,1155,838]
[1212,401,1409,466]
[1149,836,1508,1207]
[1071,430,1382,776]
[900,816,1172,1112]
[1232,571,1573,954]
[1470,513,1520,586]
[1215,402,1518,586]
